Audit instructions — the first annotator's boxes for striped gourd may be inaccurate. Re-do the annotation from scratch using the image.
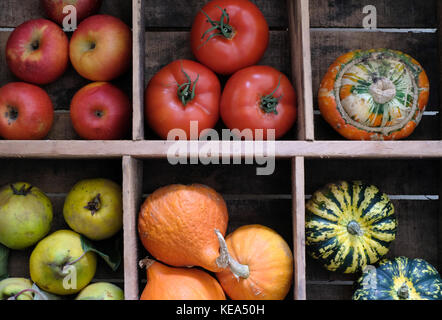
[353,257,442,300]
[318,49,429,140]
[305,181,397,274]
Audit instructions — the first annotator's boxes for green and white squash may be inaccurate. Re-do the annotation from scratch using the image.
[353,257,442,300]
[305,181,397,273]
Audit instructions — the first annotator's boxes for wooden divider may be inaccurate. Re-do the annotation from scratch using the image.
[122,156,143,300]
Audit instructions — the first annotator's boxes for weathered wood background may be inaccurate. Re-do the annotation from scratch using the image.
[0,0,440,301]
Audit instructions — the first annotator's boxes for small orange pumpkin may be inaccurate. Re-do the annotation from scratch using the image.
[139,259,226,300]
[137,184,228,272]
[215,225,293,300]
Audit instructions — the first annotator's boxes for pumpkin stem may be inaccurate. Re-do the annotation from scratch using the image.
[369,77,396,105]
[139,257,156,270]
[215,229,250,280]
[347,220,364,236]
[397,283,410,300]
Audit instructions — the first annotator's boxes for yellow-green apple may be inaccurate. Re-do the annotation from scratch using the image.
[0,278,33,300]
[0,182,53,250]
[69,14,132,81]
[63,178,123,240]
[29,230,97,295]
[40,0,103,25]
[6,19,69,85]
[0,82,54,140]
[76,282,124,300]
[70,82,131,140]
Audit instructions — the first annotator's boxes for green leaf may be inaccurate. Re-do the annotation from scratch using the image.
[80,235,122,272]
[0,244,9,281]
[31,283,61,300]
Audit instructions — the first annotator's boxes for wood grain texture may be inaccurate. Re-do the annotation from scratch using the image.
[143,0,288,29]
[122,156,143,300]
[292,157,306,300]
[438,0,442,273]
[309,0,437,28]
[0,0,132,27]
[288,0,314,141]
[0,140,441,159]
[132,0,145,140]
[307,283,354,300]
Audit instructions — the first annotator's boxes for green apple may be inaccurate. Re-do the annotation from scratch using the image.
[0,278,33,300]
[29,230,97,295]
[76,282,124,300]
[0,182,53,250]
[63,179,123,241]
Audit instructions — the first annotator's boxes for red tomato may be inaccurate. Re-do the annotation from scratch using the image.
[220,66,297,140]
[191,0,269,75]
[0,82,54,140]
[145,59,221,140]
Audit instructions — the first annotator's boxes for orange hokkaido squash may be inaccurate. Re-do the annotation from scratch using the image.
[137,184,229,272]
[139,259,226,300]
[215,225,293,300]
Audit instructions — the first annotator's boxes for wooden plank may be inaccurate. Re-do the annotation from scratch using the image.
[291,157,306,300]
[309,0,437,28]
[306,200,439,283]
[122,156,143,300]
[315,114,440,141]
[310,30,440,112]
[0,140,441,159]
[0,0,132,28]
[306,159,439,196]
[132,0,145,140]
[0,158,122,193]
[143,0,288,29]
[288,0,314,141]
[438,0,442,273]
[141,160,291,196]
[307,283,354,300]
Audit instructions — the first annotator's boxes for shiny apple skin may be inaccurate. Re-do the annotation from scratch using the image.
[0,82,54,140]
[6,19,69,85]
[69,14,132,81]
[40,0,103,25]
[70,82,131,140]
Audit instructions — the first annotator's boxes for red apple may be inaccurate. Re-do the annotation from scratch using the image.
[6,19,69,85]
[69,15,132,81]
[40,0,103,26]
[0,82,54,140]
[70,82,131,140]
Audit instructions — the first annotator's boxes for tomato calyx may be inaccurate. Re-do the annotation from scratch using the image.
[260,75,283,115]
[176,67,200,107]
[199,6,234,48]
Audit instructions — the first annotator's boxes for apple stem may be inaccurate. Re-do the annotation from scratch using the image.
[10,184,33,196]
[64,251,88,269]
[31,40,39,51]
[84,194,101,216]
[7,288,44,300]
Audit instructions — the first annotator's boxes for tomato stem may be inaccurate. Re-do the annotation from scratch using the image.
[199,6,234,48]
[260,75,283,115]
[177,67,199,107]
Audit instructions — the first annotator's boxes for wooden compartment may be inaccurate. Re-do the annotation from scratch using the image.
[122,158,295,300]
[304,158,441,300]
[0,158,125,295]
[310,0,440,141]
[0,0,133,140]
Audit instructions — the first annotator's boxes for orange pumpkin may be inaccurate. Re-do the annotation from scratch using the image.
[137,184,228,272]
[139,259,226,300]
[215,225,293,300]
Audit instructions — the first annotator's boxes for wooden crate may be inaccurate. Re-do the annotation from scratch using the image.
[0,0,441,301]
